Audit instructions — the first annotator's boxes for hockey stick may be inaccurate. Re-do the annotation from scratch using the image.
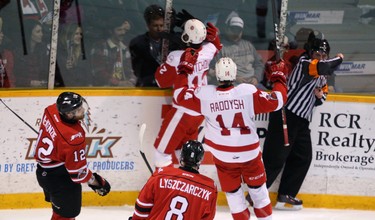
[271,0,290,147]
[47,0,62,89]
[74,0,86,60]
[161,0,173,63]
[0,98,38,134]
[139,123,153,174]
[271,0,281,61]
[278,0,289,58]
[279,0,290,147]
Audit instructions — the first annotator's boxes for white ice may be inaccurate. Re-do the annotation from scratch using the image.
[0,206,374,220]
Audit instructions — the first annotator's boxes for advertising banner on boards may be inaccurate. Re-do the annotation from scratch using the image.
[0,94,374,197]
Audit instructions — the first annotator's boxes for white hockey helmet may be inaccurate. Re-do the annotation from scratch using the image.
[215,57,237,81]
[181,19,207,44]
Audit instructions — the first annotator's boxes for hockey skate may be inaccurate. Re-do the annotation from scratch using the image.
[274,194,303,210]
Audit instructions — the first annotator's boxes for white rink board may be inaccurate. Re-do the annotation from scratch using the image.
[0,95,374,197]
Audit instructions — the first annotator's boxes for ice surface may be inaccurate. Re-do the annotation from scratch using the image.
[0,205,374,220]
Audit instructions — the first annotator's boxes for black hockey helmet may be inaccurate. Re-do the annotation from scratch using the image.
[180,140,205,168]
[144,4,164,25]
[56,92,83,114]
[310,38,330,55]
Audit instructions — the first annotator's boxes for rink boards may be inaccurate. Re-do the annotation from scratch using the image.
[0,89,374,210]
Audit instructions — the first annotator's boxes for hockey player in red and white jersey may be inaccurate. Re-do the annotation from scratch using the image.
[34,92,110,220]
[173,57,288,220]
[131,140,217,220]
[153,18,222,168]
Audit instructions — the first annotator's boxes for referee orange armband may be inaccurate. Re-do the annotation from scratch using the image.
[308,59,319,78]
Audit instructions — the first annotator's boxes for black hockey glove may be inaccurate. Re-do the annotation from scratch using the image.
[175,9,195,28]
[88,173,111,196]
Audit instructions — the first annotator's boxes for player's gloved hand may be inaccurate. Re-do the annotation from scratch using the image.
[206,22,218,42]
[88,173,111,196]
[175,9,195,28]
[265,59,289,82]
[205,22,222,50]
[266,59,289,74]
[269,71,287,85]
[178,48,198,75]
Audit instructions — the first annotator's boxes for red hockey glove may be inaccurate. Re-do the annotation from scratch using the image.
[205,22,222,50]
[206,22,218,42]
[88,173,111,196]
[178,48,199,75]
[265,59,289,82]
[266,59,289,75]
[269,71,287,85]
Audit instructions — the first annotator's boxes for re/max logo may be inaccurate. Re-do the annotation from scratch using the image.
[337,62,366,71]
[291,12,321,20]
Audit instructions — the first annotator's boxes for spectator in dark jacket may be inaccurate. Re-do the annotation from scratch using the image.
[90,16,134,87]
[129,4,181,87]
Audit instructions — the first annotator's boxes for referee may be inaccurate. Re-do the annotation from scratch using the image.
[262,37,344,210]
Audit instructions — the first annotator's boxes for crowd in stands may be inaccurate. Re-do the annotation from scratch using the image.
[0,0,338,91]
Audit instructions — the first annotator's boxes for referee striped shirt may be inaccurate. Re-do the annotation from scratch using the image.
[285,55,343,121]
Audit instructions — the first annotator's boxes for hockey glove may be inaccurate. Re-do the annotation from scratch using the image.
[175,9,195,28]
[265,59,289,83]
[178,48,199,75]
[205,22,222,50]
[88,173,111,196]
[269,71,287,85]
[266,60,289,75]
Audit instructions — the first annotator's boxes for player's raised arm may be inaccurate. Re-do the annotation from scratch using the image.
[253,60,288,114]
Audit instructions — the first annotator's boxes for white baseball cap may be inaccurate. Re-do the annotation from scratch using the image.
[228,16,244,29]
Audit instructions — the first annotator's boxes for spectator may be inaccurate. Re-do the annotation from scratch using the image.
[14,19,50,87]
[153,19,221,168]
[0,16,15,88]
[90,16,134,86]
[212,15,265,89]
[173,57,288,219]
[57,23,91,87]
[35,91,111,220]
[131,140,217,220]
[262,38,344,210]
[129,4,176,87]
